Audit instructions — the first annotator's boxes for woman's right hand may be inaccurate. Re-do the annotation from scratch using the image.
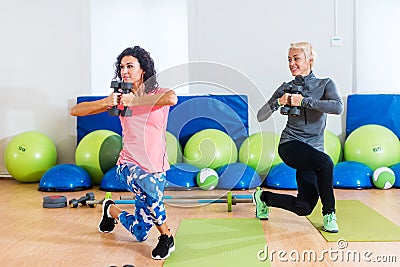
[279,93,291,106]
[106,92,121,107]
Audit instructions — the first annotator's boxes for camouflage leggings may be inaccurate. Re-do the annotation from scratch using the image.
[116,163,167,241]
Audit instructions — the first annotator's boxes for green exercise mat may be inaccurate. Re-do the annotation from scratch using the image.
[164,218,270,266]
[307,200,400,242]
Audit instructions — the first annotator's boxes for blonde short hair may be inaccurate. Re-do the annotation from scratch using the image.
[289,41,316,69]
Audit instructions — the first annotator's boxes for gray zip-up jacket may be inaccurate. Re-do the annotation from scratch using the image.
[257,72,343,152]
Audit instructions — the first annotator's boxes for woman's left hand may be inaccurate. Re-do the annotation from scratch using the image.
[121,92,137,107]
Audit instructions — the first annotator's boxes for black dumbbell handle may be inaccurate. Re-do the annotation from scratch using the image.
[108,81,121,116]
[120,82,133,117]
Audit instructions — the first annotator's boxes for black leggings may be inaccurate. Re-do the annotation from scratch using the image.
[261,140,335,216]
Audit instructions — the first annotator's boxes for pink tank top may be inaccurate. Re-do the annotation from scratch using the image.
[117,88,171,173]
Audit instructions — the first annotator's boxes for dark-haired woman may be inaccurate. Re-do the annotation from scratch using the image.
[70,46,177,260]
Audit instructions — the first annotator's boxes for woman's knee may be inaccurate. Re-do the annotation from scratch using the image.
[322,157,334,170]
[134,233,149,242]
[294,201,316,216]
[295,207,313,216]
[131,224,151,242]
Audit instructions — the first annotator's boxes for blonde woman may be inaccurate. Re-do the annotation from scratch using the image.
[254,41,343,233]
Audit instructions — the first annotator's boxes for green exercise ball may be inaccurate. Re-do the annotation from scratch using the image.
[75,130,122,185]
[239,132,282,175]
[196,167,219,190]
[5,131,57,183]
[166,131,182,165]
[372,167,396,189]
[324,130,342,164]
[183,129,238,169]
[344,124,400,170]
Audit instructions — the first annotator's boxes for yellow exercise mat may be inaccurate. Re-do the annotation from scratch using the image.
[307,200,400,242]
[164,218,270,266]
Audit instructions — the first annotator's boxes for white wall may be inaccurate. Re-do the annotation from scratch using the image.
[0,0,189,174]
[355,0,400,93]
[90,0,189,95]
[0,0,91,173]
[187,0,354,138]
[1,0,399,174]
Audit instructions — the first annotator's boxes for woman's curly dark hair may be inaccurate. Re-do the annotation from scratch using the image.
[114,46,158,93]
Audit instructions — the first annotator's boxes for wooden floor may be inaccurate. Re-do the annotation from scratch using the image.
[1,177,399,267]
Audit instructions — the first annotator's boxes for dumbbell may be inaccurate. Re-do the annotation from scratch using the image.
[108,81,121,116]
[69,192,96,208]
[108,81,133,117]
[119,82,133,117]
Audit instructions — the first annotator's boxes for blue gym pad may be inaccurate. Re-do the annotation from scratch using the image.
[76,95,249,148]
[346,94,400,137]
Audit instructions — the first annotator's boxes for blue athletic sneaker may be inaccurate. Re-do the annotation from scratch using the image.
[253,188,269,220]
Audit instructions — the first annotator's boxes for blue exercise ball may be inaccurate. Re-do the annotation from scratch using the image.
[390,163,400,188]
[38,164,92,191]
[166,163,200,189]
[264,163,297,189]
[333,161,373,189]
[99,166,128,192]
[216,163,261,190]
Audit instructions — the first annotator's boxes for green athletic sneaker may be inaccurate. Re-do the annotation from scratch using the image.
[323,212,339,233]
[253,188,269,220]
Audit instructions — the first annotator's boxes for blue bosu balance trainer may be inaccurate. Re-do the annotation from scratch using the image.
[390,163,400,188]
[99,166,128,192]
[38,164,92,192]
[264,163,297,190]
[333,161,373,189]
[166,163,199,189]
[216,162,261,190]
